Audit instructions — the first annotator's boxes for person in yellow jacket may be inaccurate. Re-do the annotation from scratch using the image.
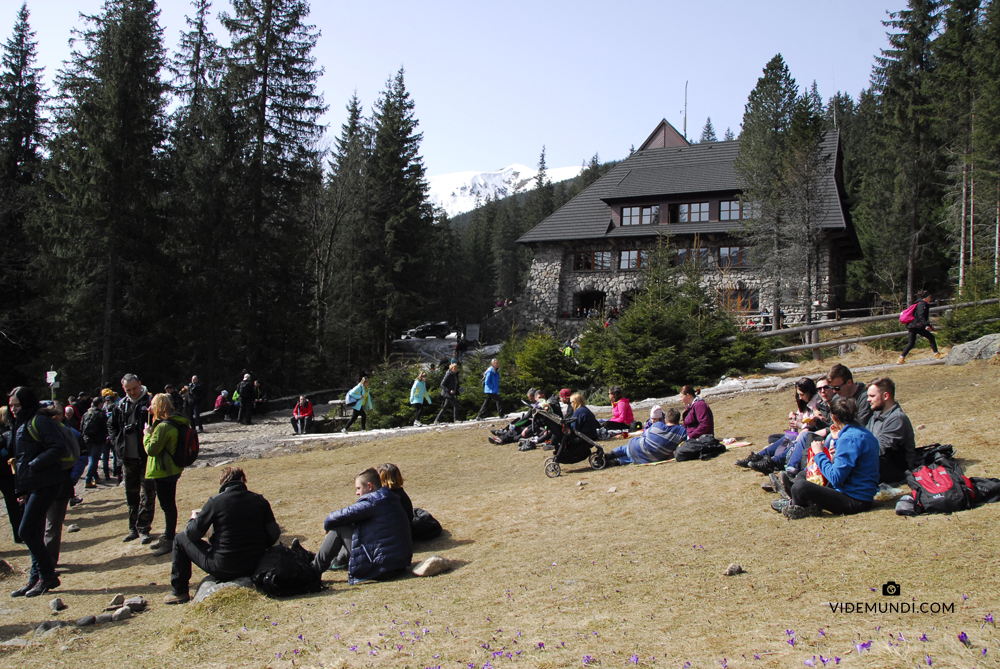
[143,394,189,557]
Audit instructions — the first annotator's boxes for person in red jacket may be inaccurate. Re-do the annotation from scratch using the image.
[291,396,314,434]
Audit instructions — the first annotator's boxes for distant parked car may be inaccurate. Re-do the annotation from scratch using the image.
[406,321,452,339]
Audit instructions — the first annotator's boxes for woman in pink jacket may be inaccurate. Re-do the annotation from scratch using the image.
[601,386,634,432]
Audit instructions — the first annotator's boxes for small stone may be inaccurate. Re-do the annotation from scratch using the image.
[66,524,81,533]
[75,615,96,627]
[412,556,459,577]
[607,486,617,493]
[723,563,745,576]
[105,594,124,611]
[123,596,147,612]
[49,597,67,612]
[95,613,113,624]
[576,480,587,487]
[111,606,131,621]
[916,424,925,430]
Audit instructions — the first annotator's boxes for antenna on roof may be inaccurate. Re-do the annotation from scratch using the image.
[683,81,688,140]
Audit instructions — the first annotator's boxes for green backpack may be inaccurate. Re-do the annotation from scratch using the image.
[28,416,81,470]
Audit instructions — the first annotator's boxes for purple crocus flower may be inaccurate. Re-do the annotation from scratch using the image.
[959,632,970,646]
[925,655,932,666]
[804,657,816,667]
[582,655,595,666]
[920,633,928,642]
[628,654,639,664]
[538,642,545,650]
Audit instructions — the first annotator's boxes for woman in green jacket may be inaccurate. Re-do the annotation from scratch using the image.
[143,394,189,556]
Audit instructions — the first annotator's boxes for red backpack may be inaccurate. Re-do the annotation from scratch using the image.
[906,461,975,514]
[166,417,200,468]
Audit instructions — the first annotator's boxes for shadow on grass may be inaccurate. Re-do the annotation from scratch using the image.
[415,529,473,552]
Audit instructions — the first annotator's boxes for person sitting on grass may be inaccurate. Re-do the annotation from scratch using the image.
[291,396,314,434]
[600,386,634,435]
[306,468,412,584]
[680,386,714,439]
[549,393,601,464]
[865,377,916,485]
[736,377,829,475]
[489,388,541,445]
[771,397,880,520]
[164,467,279,604]
[605,406,688,466]
[376,462,443,541]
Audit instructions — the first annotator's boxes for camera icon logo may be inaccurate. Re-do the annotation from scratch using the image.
[882,581,901,596]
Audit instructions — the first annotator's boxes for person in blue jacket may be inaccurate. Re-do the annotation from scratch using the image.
[310,468,412,584]
[342,376,373,433]
[409,371,433,426]
[475,359,502,420]
[8,386,70,598]
[776,397,880,520]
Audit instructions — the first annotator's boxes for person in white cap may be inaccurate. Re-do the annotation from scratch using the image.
[235,374,255,425]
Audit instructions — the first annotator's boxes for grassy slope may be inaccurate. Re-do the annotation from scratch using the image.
[2,362,999,669]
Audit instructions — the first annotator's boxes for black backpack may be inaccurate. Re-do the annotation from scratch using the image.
[252,543,324,597]
[913,443,956,467]
[904,459,975,514]
[674,435,727,462]
[411,508,443,541]
[80,410,104,443]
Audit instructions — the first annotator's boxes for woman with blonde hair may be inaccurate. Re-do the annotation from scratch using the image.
[409,371,433,427]
[377,463,413,520]
[143,393,190,556]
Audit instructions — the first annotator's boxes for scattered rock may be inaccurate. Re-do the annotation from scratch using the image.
[946,333,1000,365]
[411,556,459,577]
[723,563,745,576]
[214,459,233,467]
[105,594,125,611]
[192,575,254,604]
[66,524,81,533]
[607,486,617,493]
[111,606,131,621]
[576,480,587,487]
[123,596,147,612]
[0,559,13,576]
[49,597,67,612]
[95,613,113,624]
[0,638,35,647]
[76,615,96,627]
[36,620,70,633]
[916,424,925,430]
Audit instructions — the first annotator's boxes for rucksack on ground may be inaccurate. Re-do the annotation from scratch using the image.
[412,508,443,541]
[913,443,956,467]
[899,303,918,325]
[902,459,975,515]
[674,435,726,462]
[166,417,200,468]
[252,543,324,597]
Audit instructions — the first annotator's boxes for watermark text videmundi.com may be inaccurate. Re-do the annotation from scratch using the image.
[827,582,956,614]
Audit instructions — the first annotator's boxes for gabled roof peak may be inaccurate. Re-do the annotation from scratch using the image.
[638,119,690,151]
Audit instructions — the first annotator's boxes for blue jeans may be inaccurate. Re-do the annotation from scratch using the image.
[86,442,108,482]
[20,481,64,581]
[608,445,634,464]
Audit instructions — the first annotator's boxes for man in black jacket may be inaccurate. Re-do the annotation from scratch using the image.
[433,363,461,424]
[107,374,154,543]
[165,467,279,604]
[899,290,944,363]
[189,376,205,433]
[236,374,255,425]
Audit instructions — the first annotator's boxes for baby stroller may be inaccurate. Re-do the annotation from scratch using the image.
[532,408,607,478]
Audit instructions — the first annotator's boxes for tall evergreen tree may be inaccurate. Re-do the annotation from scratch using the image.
[974,0,1000,284]
[723,127,735,141]
[43,0,169,385]
[699,117,717,143]
[734,54,799,325]
[0,2,45,388]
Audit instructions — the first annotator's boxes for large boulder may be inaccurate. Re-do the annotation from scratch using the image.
[945,333,1000,365]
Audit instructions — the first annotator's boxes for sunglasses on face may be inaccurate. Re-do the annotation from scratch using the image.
[829,385,843,391]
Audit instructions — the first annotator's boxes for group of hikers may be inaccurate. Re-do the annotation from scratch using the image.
[3,373,438,601]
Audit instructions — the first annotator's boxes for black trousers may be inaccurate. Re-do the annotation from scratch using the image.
[154,475,180,540]
[344,409,367,431]
[170,533,255,595]
[411,403,429,423]
[790,479,874,515]
[879,456,908,485]
[476,393,502,419]
[0,468,23,542]
[238,402,253,425]
[435,396,460,423]
[901,327,937,356]
[124,457,155,533]
[291,416,313,434]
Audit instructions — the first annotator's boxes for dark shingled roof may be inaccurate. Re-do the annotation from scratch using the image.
[518,131,853,246]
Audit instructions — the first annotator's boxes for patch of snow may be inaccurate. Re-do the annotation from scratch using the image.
[765,361,800,371]
[427,164,584,217]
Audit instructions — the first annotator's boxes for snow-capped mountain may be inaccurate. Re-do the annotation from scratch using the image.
[428,163,584,217]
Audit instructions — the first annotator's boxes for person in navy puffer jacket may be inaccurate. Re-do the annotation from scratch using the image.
[311,468,412,584]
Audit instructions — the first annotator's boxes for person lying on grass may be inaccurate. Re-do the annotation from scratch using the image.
[771,397,880,520]
[305,467,412,584]
[604,406,688,466]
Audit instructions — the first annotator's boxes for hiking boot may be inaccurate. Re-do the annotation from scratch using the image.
[935,351,946,360]
[10,579,37,598]
[735,452,763,468]
[70,496,83,507]
[749,459,777,475]
[85,481,97,489]
[783,504,821,520]
[151,543,173,557]
[163,591,190,605]
[413,420,420,427]
[779,471,796,498]
[24,577,60,598]
[139,532,153,545]
[770,472,791,500]
[897,356,906,365]
[122,529,140,542]
[770,498,790,513]
[760,481,777,493]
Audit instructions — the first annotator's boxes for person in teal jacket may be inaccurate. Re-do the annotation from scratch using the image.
[410,371,433,426]
[342,377,373,433]
[143,393,190,556]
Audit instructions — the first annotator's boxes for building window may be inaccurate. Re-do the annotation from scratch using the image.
[720,289,760,312]
[676,247,712,268]
[622,205,659,226]
[719,200,750,221]
[620,249,649,270]
[574,250,612,271]
[719,246,749,268]
[678,202,710,222]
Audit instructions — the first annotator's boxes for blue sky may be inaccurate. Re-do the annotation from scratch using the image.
[1,0,895,175]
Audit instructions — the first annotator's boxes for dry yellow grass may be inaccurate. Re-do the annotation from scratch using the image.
[1,362,999,669]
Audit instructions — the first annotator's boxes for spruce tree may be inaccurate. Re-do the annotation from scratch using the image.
[974,0,1000,284]
[723,127,735,141]
[699,117,717,143]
